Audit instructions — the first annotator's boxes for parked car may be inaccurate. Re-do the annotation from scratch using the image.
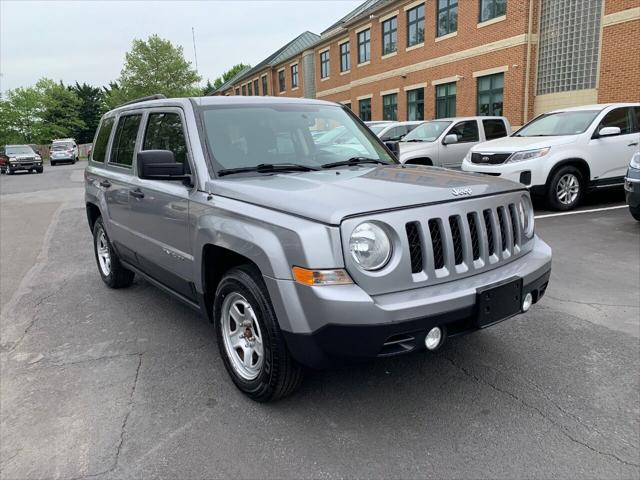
[398,116,511,168]
[462,103,640,210]
[0,144,43,174]
[365,121,394,128]
[369,121,423,154]
[50,139,79,165]
[625,150,640,221]
[85,96,551,402]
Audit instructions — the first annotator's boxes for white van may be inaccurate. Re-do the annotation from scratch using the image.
[462,103,640,210]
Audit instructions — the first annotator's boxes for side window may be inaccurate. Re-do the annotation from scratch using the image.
[632,107,640,133]
[599,107,633,135]
[382,127,399,141]
[450,120,479,142]
[143,112,188,165]
[483,119,508,140]
[92,117,115,163]
[109,115,141,167]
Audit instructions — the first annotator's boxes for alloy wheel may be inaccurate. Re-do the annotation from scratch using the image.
[97,231,112,276]
[556,173,580,205]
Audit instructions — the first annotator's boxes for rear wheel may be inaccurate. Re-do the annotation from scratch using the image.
[630,207,640,221]
[214,265,304,402]
[92,217,134,288]
[547,166,584,211]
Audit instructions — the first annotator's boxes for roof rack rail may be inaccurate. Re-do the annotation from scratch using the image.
[119,94,167,107]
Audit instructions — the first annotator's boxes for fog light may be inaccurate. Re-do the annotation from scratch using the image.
[522,292,533,312]
[425,327,443,351]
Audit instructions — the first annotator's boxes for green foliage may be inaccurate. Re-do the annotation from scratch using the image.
[37,79,85,142]
[113,34,201,104]
[0,85,42,144]
[70,83,107,144]
[212,63,250,91]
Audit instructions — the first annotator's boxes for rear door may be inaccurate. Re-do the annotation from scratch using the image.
[103,112,144,263]
[126,108,195,301]
[439,119,480,168]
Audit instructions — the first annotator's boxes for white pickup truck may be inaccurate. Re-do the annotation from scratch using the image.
[397,116,511,168]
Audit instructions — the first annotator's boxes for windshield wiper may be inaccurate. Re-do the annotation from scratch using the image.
[218,163,319,177]
[321,157,388,169]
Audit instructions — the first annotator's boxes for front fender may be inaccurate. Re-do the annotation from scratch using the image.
[190,193,344,292]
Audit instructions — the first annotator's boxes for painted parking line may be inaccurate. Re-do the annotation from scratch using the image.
[535,205,627,219]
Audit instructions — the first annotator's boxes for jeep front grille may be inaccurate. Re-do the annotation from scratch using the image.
[405,201,523,278]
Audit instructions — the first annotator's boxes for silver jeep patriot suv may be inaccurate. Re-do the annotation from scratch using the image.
[85,95,552,402]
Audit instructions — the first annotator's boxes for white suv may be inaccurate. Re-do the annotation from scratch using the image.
[462,103,640,210]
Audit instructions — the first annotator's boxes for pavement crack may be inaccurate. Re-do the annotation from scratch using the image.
[442,355,640,468]
[545,294,639,309]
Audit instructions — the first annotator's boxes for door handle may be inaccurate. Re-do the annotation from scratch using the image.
[99,180,111,188]
[129,188,145,199]
[628,142,639,147]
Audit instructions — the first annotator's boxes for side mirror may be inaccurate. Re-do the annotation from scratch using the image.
[443,134,458,145]
[137,150,187,181]
[597,126,621,137]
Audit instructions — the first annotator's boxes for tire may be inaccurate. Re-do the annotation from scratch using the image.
[546,166,584,211]
[214,265,304,402]
[51,161,56,166]
[92,217,134,288]
[6,169,13,175]
[405,158,433,166]
[631,207,640,221]
[37,168,43,174]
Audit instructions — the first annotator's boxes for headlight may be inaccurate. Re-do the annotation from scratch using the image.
[349,222,392,271]
[518,194,535,239]
[35,155,41,161]
[507,147,550,163]
[630,151,640,169]
[9,157,17,163]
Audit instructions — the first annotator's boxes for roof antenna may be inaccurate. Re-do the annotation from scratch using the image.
[192,26,199,73]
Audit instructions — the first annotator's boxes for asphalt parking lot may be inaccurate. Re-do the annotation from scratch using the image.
[1,162,639,479]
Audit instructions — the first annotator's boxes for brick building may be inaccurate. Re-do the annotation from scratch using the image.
[212,0,639,127]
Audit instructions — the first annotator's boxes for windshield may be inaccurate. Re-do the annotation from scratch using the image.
[515,110,600,136]
[402,121,451,142]
[6,146,35,155]
[200,103,395,173]
[52,143,73,150]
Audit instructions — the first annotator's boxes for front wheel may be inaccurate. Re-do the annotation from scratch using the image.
[547,166,584,211]
[92,217,134,288]
[630,206,640,221]
[214,265,304,402]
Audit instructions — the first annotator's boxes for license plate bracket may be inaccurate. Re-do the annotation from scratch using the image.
[476,278,523,328]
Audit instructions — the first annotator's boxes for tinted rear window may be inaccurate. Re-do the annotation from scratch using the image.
[483,119,508,140]
[109,115,142,167]
[92,118,115,163]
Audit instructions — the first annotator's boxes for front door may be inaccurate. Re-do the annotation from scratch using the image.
[588,106,640,181]
[127,109,195,301]
[439,119,480,168]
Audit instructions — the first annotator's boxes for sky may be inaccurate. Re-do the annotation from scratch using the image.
[0,0,361,94]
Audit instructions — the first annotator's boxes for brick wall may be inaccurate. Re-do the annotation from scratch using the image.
[598,18,640,103]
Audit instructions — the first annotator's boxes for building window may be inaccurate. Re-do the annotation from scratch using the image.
[291,64,299,88]
[437,0,458,37]
[278,70,286,92]
[340,42,350,72]
[359,98,371,121]
[357,29,371,64]
[477,73,503,116]
[247,82,253,96]
[253,79,259,96]
[407,88,424,121]
[479,0,507,23]
[382,16,397,55]
[436,82,457,118]
[320,51,330,78]
[407,4,425,47]
[241,85,247,96]
[537,0,601,95]
[235,88,240,96]
[382,93,398,121]
[262,76,268,96]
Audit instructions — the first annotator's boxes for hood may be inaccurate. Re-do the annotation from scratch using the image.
[397,141,437,160]
[208,165,524,225]
[472,135,579,152]
[12,154,36,160]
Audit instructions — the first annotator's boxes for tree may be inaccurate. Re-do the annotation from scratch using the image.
[212,63,250,90]
[70,83,107,144]
[114,34,201,103]
[202,79,215,96]
[37,79,85,142]
[0,86,42,144]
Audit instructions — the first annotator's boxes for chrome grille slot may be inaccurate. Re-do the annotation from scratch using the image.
[467,212,481,261]
[405,222,423,274]
[449,216,464,266]
[428,219,445,270]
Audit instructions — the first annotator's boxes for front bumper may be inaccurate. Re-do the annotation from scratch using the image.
[266,236,552,368]
[8,162,41,171]
[462,158,547,188]
[624,167,640,209]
